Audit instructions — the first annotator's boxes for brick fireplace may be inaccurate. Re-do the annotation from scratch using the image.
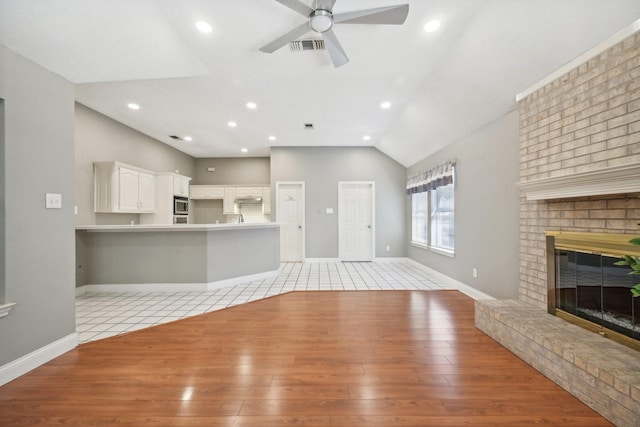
[476,25,640,426]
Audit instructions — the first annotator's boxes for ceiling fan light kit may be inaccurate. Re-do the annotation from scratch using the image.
[310,10,334,32]
[260,0,409,67]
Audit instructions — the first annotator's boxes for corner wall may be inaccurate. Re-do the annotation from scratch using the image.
[270,146,407,258]
[0,46,76,368]
[407,111,521,299]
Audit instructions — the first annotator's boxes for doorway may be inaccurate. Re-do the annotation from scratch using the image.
[338,181,374,262]
[276,182,305,262]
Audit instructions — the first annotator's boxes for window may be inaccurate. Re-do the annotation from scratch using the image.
[408,160,455,256]
[411,192,429,245]
[430,183,454,253]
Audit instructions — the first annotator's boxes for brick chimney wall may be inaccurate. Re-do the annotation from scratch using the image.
[518,32,640,309]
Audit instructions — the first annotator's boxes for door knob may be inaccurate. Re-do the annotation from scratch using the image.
[368,225,372,229]
[298,225,302,229]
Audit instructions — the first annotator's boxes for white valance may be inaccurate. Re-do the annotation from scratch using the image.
[407,160,455,195]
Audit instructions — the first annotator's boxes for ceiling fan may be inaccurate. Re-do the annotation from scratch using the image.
[260,0,410,68]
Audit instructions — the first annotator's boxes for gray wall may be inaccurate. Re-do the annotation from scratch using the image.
[407,110,520,299]
[0,46,76,365]
[193,157,270,185]
[271,146,407,258]
[75,103,197,226]
[0,99,4,303]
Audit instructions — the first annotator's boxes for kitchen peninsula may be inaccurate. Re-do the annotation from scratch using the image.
[76,223,280,292]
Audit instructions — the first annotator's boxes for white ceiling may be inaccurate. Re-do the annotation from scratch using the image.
[1,0,639,167]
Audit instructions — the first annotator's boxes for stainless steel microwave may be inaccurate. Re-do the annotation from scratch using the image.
[174,196,189,215]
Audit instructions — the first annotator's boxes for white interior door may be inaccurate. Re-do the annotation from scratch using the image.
[276,182,305,262]
[339,182,374,262]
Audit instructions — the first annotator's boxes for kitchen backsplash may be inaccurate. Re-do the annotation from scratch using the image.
[227,202,271,224]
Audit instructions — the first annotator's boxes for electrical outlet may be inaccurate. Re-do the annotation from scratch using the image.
[386,245,391,251]
[45,193,62,209]
[473,268,478,278]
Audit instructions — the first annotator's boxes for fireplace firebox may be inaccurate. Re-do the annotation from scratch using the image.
[546,232,640,350]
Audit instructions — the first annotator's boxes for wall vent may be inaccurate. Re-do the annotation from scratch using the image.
[290,39,325,52]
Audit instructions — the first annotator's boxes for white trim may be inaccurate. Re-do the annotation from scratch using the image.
[516,18,640,102]
[0,302,16,318]
[304,258,341,263]
[206,270,279,291]
[411,241,429,250]
[338,181,375,262]
[0,333,77,386]
[430,246,455,258]
[516,163,640,200]
[373,257,411,263]
[76,270,280,295]
[405,259,495,301]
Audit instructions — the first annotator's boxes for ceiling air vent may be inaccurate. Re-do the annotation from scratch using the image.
[289,39,325,52]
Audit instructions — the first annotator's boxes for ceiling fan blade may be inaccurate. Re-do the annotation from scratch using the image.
[313,0,337,11]
[259,22,311,53]
[274,0,314,17]
[322,29,349,68]
[334,4,409,25]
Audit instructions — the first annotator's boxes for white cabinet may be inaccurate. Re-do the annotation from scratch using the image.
[223,187,236,214]
[141,173,192,225]
[235,186,263,198]
[262,186,271,214]
[190,185,225,199]
[173,175,190,197]
[94,162,156,213]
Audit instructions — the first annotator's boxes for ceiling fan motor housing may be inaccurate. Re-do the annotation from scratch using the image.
[310,10,333,33]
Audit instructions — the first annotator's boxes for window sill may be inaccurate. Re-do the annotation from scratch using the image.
[411,242,455,258]
[0,302,16,318]
[411,241,429,250]
[430,246,455,258]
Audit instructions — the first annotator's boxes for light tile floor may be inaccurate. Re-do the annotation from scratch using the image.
[76,261,454,344]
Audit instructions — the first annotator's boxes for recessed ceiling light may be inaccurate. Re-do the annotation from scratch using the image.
[195,21,212,34]
[424,19,441,33]
[268,136,277,141]
[246,102,257,110]
[380,102,391,109]
[363,135,371,141]
[228,121,237,128]
[241,148,248,153]
[127,103,140,110]
[184,136,193,141]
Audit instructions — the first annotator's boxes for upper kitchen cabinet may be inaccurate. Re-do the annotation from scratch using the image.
[94,161,156,213]
[223,187,237,214]
[173,175,190,197]
[262,187,271,214]
[190,185,224,200]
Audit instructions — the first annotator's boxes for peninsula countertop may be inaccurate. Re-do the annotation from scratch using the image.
[76,223,279,233]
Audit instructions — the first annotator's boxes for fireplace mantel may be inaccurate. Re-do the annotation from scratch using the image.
[517,163,640,201]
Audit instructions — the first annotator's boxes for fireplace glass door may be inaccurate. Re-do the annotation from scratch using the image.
[555,249,639,340]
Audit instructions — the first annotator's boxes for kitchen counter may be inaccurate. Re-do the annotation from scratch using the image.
[76,223,280,291]
[77,223,278,233]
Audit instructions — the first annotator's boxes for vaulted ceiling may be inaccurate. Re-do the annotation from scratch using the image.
[1,0,639,166]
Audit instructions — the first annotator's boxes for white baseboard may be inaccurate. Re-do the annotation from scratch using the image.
[373,257,411,263]
[0,333,77,386]
[405,259,495,301]
[76,270,280,295]
[304,258,341,263]
[206,269,280,291]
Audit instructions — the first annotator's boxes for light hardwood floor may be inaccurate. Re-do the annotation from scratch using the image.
[0,291,612,426]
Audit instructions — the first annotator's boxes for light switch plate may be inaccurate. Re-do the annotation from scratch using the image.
[326,208,334,214]
[45,193,62,209]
